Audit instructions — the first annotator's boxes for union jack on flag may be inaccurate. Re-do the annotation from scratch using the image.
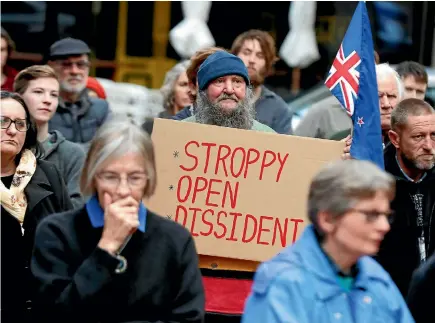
[325,45,361,116]
[325,1,384,170]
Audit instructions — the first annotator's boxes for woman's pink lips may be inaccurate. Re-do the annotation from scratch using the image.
[2,140,17,145]
[38,108,52,113]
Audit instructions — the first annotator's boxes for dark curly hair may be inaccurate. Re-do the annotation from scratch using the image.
[1,91,43,162]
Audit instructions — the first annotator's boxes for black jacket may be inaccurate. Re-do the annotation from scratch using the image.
[30,206,205,323]
[1,160,73,321]
[407,252,435,323]
[376,144,435,296]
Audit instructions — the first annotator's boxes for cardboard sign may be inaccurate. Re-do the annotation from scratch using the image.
[146,119,344,262]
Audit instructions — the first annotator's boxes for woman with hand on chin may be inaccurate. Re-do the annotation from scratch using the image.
[14,65,86,208]
[31,118,205,323]
[1,91,72,321]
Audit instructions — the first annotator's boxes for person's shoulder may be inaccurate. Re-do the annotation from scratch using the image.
[359,256,400,289]
[328,128,351,141]
[89,96,108,106]
[36,158,61,176]
[89,97,109,113]
[36,206,85,235]
[262,87,289,109]
[182,115,196,123]
[251,247,306,296]
[252,120,276,133]
[57,138,86,156]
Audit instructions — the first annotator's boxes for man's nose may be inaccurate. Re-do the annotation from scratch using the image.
[43,92,52,104]
[223,79,235,94]
[408,90,417,99]
[116,178,132,197]
[380,95,391,109]
[377,214,391,235]
[6,123,18,135]
[70,63,81,74]
[422,136,433,150]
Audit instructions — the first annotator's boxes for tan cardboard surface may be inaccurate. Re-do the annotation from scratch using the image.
[145,118,344,262]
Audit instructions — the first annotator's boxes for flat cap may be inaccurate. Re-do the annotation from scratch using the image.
[49,37,91,58]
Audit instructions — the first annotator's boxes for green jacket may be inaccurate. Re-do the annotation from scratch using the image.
[182,115,276,133]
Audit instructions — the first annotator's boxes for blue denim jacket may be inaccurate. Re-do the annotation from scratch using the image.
[242,225,415,323]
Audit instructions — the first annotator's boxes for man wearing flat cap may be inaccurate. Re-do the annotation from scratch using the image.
[47,37,110,148]
[183,51,275,132]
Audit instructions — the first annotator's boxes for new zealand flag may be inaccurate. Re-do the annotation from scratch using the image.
[325,1,384,170]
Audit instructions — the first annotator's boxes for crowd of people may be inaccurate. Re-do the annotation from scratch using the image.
[1,23,434,323]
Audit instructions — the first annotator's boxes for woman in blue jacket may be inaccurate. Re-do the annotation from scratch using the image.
[242,159,415,323]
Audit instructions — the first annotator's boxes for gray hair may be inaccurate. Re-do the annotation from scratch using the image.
[391,98,435,131]
[80,116,157,198]
[160,60,190,112]
[195,85,256,129]
[376,63,405,100]
[308,159,395,237]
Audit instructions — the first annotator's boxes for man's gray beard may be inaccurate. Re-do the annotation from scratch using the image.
[194,87,256,130]
[401,151,435,171]
[60,79,86,94]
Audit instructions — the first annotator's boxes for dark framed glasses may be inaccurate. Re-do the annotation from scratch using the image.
[1,116,30,132]
[57,60,90,70]
[350,208,395,224]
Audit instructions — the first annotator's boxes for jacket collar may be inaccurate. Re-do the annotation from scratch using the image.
[85,195,147,232]
[58,90,92,117]
[24,162,54,214]
[281,225,390,301]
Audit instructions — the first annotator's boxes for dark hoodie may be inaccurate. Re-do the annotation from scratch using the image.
[41,130,86,208]
[376,143,435,297]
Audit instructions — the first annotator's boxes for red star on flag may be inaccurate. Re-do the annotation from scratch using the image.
[357,117,365,127]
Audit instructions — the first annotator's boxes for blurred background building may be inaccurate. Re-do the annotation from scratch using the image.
[2,1,435,102]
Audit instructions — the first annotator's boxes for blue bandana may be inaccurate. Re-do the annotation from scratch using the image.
[85,195,147,232]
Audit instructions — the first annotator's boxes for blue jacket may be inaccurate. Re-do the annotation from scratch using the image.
[49,91,110,146]
[172,105,193,121]
[242,225,415,323]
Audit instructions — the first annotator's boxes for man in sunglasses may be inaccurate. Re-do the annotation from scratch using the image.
[47,38,110,148]
[376,98,435,298]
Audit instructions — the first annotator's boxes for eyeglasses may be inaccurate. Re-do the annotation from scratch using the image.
[97,172,148,189]
[57,60,90,70]
[1,117,30,132]
[349,208,395,224]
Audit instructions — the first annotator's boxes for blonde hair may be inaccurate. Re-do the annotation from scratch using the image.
[80,117,157,198]
[14,65,59,95]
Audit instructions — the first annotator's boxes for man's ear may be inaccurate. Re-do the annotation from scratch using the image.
[388,129,400,149]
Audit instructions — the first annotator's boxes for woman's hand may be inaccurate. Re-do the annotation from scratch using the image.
[97,193,139,255]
